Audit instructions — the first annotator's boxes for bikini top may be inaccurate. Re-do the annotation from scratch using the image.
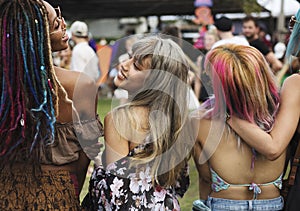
[210,168,283,199]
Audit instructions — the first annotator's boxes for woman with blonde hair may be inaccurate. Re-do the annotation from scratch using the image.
[83,35,194,210]
[193,44,284,210]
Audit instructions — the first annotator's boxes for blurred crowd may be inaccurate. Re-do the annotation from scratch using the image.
[52,14,297,104]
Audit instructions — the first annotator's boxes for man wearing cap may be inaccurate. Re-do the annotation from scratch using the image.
[242,16,283,73]
[274,42,286,62]
[70,21,99,81]
[211,16,249,49]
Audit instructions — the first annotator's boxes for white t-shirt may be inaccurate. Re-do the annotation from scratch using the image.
[211,36,249,49]
[188,88,200,111]
[71,42,99,81]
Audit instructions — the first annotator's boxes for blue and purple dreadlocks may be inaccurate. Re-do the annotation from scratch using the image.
[0,0,61,167]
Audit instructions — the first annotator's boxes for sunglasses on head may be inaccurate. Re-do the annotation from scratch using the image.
[289,16,300,32]
[49,6,65,35]
[54,6,62,20]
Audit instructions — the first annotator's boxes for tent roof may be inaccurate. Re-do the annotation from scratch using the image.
[47,0,261,21]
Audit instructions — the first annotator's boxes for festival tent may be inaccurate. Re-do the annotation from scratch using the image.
[257,0,300,17]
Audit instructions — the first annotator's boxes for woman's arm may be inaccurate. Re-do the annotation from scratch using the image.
[227,74,300,160]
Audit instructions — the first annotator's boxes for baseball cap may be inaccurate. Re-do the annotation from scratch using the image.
[215,16,232,32]
[70,21,88,37]
[274,42,286,59]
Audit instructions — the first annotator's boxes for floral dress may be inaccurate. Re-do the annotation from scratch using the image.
[83,144,189,211]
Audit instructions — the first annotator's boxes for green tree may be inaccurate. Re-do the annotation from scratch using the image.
[243,0,263,15]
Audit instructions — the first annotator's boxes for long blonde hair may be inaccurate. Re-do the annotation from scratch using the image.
[112,35,193,187]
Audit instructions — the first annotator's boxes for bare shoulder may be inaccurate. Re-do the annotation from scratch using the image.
[55,67,97,103]
[105,106,149,142]
[104,111,113,125]
[55,66,96,92]
[283,73,300,86]
[104,109,131,131]
[190,109,216,142]
[115,106,149,127]
[281,74,300,97]
[104,110,130,143]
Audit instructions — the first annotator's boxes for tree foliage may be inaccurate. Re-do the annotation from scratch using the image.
[243,0,263,15]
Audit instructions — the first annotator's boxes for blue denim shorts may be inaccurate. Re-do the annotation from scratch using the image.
[206,196,284,211]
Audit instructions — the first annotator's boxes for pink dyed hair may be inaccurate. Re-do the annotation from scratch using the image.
[204,44,279,131]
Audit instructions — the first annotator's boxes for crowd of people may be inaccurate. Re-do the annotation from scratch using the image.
[0,0,299,211]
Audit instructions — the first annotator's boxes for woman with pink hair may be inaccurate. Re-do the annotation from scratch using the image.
[226,12,300,211]
[193,44,284,210]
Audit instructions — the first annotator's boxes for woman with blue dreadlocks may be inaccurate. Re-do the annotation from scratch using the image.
[0,0,103,210]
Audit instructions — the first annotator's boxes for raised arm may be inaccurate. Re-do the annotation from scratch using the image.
[265,51,283,73]
[227,74,300,160]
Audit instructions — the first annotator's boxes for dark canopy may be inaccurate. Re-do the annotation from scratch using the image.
[47,0,257,21]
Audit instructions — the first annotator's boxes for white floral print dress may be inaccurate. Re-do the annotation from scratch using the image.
[83,143,189,211]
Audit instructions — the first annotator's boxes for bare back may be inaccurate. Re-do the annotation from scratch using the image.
[195,117,286,200]
[54,67,97,122]
[104,106,150,166]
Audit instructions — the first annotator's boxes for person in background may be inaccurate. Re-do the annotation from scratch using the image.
[161,25,201,111]
[278,56,300,84]
[88,32,98,52]
[211,16,249,49]
[0,0,103,210]
[273,41,288,84]
[82,35,194,210]
[57,43,72,69]
[257,23,273,50]
[195,28,219,102]
[242,16,283,73]
[227,12,300,211]
[70,20,100,81]
[193,44,284,210]
[274,42,286,63]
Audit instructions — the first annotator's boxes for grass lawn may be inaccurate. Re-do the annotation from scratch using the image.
[80,98,199,210]
[178,159,198,210]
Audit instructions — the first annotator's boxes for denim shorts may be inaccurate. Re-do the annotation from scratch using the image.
[206,196,284,211]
